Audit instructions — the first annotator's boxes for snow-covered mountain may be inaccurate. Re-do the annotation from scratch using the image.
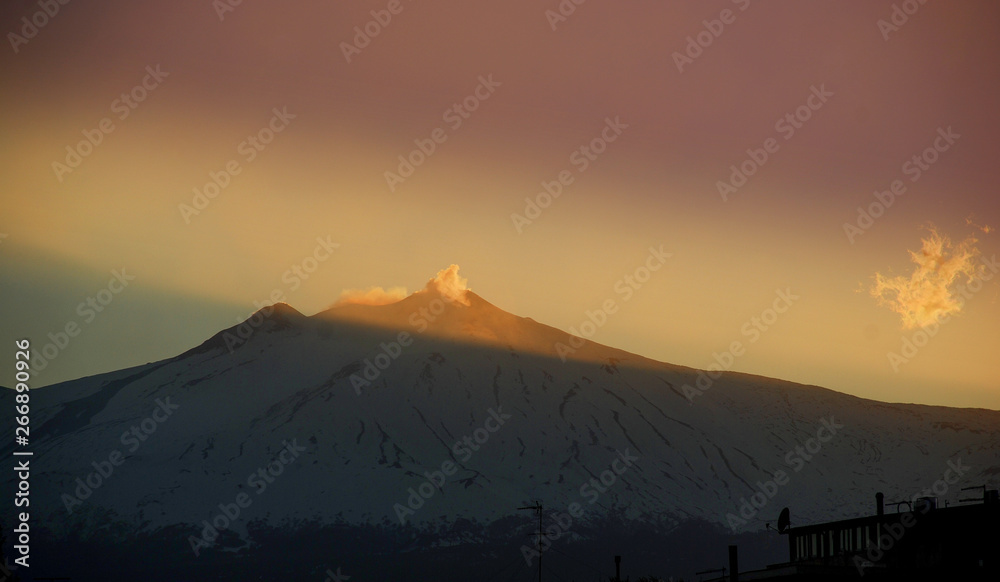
[3,278,998,580]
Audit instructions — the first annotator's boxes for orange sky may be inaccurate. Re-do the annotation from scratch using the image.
[1,0,998,408]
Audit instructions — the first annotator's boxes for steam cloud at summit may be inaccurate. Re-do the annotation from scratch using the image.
[418,264,471,306]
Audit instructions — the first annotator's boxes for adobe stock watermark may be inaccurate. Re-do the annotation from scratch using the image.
[511,116,628,233]
[553,245,671,361]
[350,331,412,395]
[543,0,591,31]
[854,458,971,576]
[887,254,998,372]
[7,0,72,54]
[179,106,296,224]
[684,288,799,402]
[189,438,307,556]
[52,65,169,183]
[842,126,960,244]
[61,397,179,513]
[393,407,512,524]
[726,416,843,531]
[222,235,340,352]
[29,268,136,375]
[321,567,351,582]
[717,84,833,201]
[520,449,639,565]
[384,74,501,192]
[672,0,752,73]
[213,0,247,22]
[877,0,931,42]
[340,0,409,63]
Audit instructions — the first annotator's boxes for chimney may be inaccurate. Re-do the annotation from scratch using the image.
[729,545,739,582]
[876,492,884,517]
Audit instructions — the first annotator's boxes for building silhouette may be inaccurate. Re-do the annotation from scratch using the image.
[704,488,999,581]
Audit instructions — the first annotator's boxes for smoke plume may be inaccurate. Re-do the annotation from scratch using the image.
[418,264,471,306]
[333,286,409,307]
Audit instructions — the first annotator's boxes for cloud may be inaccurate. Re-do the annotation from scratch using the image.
[966,215,994,234]
[418,264,471,306]
[333,286,409,307]
[871,228,984,329]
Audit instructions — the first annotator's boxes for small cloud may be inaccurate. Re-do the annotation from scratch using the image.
[333,286,408,307]
[870,227,984,329]
[966,215,993,234]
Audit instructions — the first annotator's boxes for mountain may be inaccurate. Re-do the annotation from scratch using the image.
[2,279,998,581]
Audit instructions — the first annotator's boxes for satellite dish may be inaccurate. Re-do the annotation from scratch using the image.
[777,507,790,534]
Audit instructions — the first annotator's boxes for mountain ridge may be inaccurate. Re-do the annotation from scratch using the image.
[2,286,997,580]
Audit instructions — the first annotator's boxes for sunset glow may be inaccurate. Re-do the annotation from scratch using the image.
[2,1,998,410]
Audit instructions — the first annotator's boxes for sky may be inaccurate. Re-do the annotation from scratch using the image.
[1,0,998,409]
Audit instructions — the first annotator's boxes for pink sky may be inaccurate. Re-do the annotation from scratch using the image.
[1,0,998,408]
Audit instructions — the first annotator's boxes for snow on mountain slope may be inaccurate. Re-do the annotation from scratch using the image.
[3,283,999,548]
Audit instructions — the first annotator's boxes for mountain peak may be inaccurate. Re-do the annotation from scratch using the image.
[267,301,305,319]
[313,267,649,365]
[181,302,307,357]
[422,264,472,306]
[186,265,656,367]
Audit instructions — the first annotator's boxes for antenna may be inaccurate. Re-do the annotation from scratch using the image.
[518,502,543,582]
[777,507,790,534]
